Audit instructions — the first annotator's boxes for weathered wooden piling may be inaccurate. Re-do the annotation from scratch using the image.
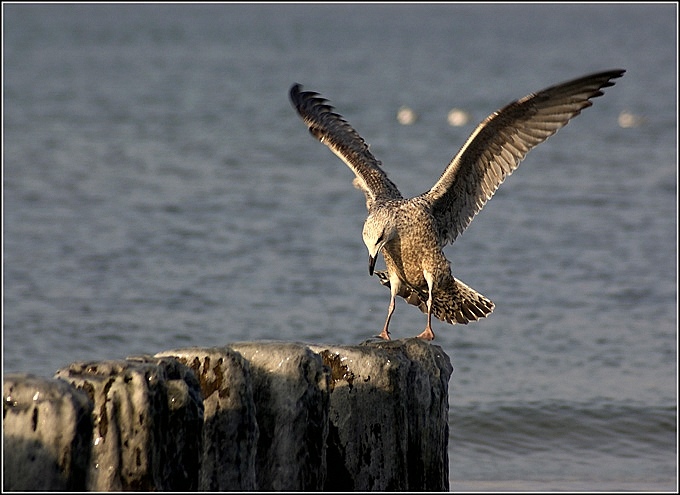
[3,339,452,491]
[311,339,452,491]
[3,374,93,491]
[155,347,259,491]
[53,357,204,491]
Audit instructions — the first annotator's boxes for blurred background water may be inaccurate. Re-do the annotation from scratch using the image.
[3,3,676,491]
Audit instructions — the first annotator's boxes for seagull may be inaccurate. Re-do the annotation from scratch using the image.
[289,69,625,340]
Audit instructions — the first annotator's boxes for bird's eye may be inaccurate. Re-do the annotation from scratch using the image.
[376,232,385,245]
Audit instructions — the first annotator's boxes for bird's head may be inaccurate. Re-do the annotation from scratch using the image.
[362,210,397,276]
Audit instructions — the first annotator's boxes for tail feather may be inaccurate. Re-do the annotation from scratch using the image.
[375,271,494,325]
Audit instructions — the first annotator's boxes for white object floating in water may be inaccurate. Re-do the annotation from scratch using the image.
[447,108,470,127]
[397,106,417,125]
[618,110,646,128]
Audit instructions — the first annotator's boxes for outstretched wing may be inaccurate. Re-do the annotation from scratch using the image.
[290,84,403,209]
[423,69,625,246]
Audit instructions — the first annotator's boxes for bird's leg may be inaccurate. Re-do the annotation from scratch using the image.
[416,271,436,341]
[416,300,435,341]
[377,293,395,340]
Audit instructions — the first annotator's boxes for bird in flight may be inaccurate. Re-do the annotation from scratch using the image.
[289,69,625,341]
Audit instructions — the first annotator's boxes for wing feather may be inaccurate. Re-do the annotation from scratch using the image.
[289,84,403,208]
[423,69,624,245]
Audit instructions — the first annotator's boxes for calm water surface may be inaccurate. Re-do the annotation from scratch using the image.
[3,4,677,490]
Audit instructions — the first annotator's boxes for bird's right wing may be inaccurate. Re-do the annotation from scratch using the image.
[290,84,403,209]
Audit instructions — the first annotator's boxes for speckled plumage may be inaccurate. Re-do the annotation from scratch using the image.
[289,69,624,340]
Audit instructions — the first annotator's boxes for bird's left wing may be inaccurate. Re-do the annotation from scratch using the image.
[290,84,403,209]
[422,69,625,246]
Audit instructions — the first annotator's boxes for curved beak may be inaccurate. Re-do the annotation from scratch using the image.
[368,254,377,276]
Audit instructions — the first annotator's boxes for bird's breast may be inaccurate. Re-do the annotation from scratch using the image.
[382,228,447,291]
